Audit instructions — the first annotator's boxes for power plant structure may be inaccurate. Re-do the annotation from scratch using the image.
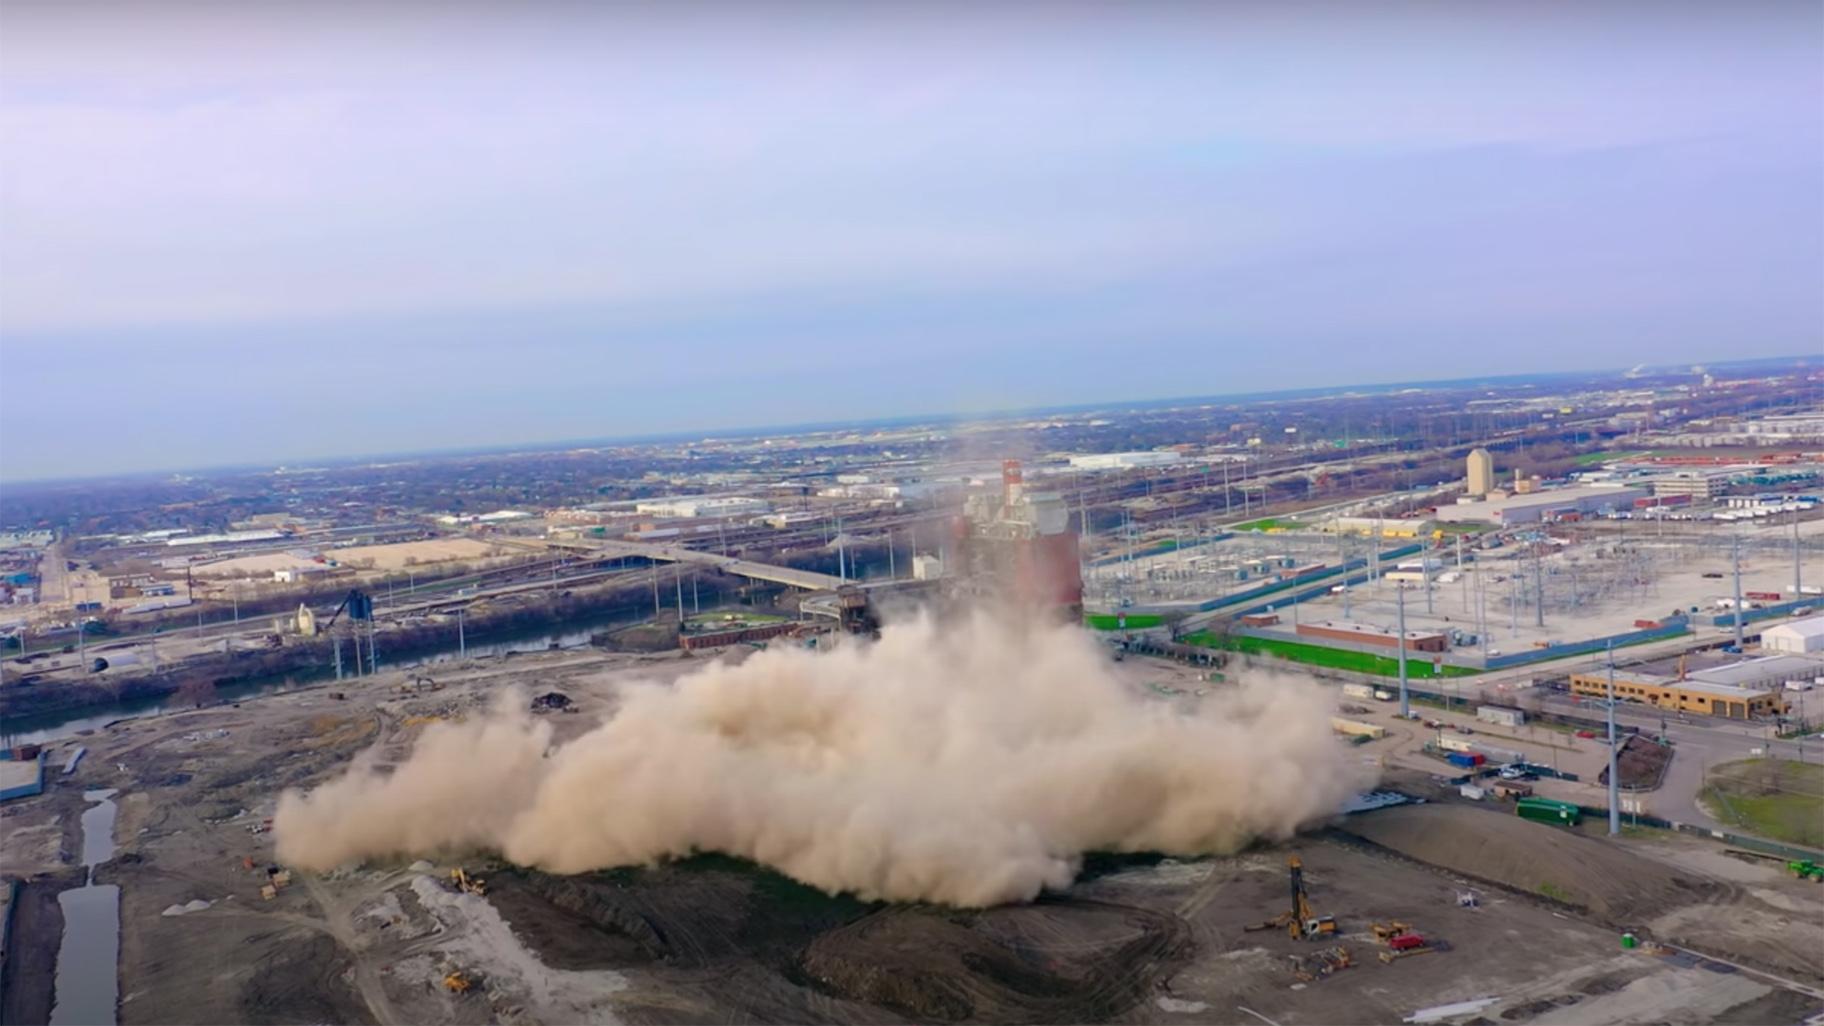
[948,460,1084,617]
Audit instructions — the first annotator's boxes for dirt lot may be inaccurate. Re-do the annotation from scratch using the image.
[328,537,515,572]
[2,647,1820,1025]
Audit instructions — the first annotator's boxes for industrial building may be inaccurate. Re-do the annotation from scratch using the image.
[1295,620,1448,653]
[1067,451,1183,470]
[1567,672,1783,720]
[950,460,1082,615]
[634,496,771,519]
[1763,616,1824,655]
[1646,468,1741,500]
[1466,448,1495,497]
[1324,516,1436,538]
[1433,484,1647,525]
[165,529,288,547]
[1683,653,1824,690]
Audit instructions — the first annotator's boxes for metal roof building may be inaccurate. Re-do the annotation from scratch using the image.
[1433,485,1648,525]
[1762,615,1824,655]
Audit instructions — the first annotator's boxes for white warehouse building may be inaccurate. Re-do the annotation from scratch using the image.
[635,496,771,519]
[1433,485,1648,525]
[1762,616,1824,655]
[1068,451,1183,471]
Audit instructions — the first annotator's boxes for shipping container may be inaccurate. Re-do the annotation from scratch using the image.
[1515,797,1582,827]
[1746,591,1783,602]
[1446,752,1477,768]
[1342,683,1376,700]
[1459,784,1486,800]
[1633,619,1661,630]
[1331,717,1387,739]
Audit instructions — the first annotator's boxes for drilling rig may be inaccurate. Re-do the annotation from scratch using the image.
[1243,856,1337,940]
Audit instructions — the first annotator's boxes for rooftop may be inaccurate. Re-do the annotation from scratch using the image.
[1688,653,1824,686]
[1764,615,1824,641]
[1580,671,1768,700]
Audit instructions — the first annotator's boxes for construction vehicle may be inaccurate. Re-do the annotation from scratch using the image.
[1789,859,1824,882]
[449,867,486,896]
[442,971,473,994]
[1289,945,1353,981]
[1378,936,1437,963]
[1243,856,1336,940]
[1369,921,1412,943]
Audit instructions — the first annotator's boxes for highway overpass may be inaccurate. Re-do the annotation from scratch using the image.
[541,536,847,591]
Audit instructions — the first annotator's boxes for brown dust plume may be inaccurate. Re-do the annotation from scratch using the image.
[274,611,1372,906]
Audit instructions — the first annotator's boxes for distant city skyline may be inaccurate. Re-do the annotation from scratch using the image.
[3,353,1816,486]
[2,2,1819,481]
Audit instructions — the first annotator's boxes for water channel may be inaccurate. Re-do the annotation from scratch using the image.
[49,788,120,1026]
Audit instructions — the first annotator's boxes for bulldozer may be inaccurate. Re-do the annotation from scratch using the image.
[449,867,486,897]
[442,971,473,994]
[1243,856,1337,941]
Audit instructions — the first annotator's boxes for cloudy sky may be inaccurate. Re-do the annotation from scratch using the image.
[2,2,1819,479]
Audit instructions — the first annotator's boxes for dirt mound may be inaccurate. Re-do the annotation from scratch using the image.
[237,932,376,1026]
[489,855,875,971]
[797,897,1191,1023]
[1600,735,1673,791]
[1337,804,1720,924]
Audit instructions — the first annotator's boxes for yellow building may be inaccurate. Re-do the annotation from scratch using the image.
[1568,672,1783,720]
[1326,516,1435,539]
[1466,448,1495,496]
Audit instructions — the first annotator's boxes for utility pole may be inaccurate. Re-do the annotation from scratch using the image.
[1794,515,1803,595]
[675,564,684,619]
[651,563,660,617]
[1606,640,1620,836]
[1397,583,1411,719]
[1533,546,1545,629]
[1732,533,1745,650]
[1459,537,1469,612]
[1478,574,1489,661]
[333,636,343,681]
[888,535,896,580]
[1342,537,1353,619]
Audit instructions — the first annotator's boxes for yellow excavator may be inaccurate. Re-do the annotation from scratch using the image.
[449,867,486,897]
[1243,856,1337,940]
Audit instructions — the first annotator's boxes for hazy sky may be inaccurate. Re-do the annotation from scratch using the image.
[2,2,1820,480]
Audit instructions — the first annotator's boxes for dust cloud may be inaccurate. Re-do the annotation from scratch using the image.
[275,612,1373,906]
